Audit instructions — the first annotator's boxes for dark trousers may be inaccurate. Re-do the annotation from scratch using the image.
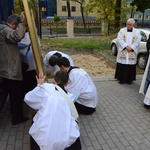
[30,136,81,150]
[0,78,23,123]
[115,63,136,83]
[74,102,96,115]
[21,70,37,99]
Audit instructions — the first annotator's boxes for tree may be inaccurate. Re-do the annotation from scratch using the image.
[115,0,122,29]
[85,0,116,35]
[14,0,40,35]
[74,0,87,32]
[131,0,150,27]
[67,0,71,18]
[14,0,35,14]
[53,14,61,37]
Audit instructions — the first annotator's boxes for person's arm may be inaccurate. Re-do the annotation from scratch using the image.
[65,70,84,101]
[117,28,128,51]
[6,12,27,43]
[130,29,141,53]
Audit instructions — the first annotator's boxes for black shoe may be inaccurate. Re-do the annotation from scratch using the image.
[12,116,29,125]
[144,104,150,109]
[127,82,132,85]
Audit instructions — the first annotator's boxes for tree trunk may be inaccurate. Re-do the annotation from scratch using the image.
[80,4,86,32]
[115,0,121,29]
[67,0,71,18]
[130,7,134,18]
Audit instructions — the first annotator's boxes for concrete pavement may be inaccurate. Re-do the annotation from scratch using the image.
[1,75,150,150]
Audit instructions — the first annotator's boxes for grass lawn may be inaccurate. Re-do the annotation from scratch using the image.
[40,36,144,75]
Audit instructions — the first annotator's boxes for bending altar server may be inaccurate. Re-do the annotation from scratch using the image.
[57,57,98,115]
[115,18,141,84]
[139,35,150,108]
[24,72,81,150]
[43,50,74,77]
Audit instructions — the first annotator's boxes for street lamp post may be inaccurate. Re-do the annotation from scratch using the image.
[39,0,46,39]
[39,0,42,39]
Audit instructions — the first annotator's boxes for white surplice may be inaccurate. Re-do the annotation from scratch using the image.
[24,83,80,150]
[65,68,98,108]
[116,27,141,65]
[43,50,74,76]
[139,54,150,105]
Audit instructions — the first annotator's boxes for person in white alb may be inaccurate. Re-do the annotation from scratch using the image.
[115,18,141,85]
[24,71,81,150]
[139,34,150,108]
[57,57,98,115]
[43,50,74,77]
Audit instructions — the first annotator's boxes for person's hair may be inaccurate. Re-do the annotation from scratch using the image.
[6,14,21,25]
[54,70,69,85]
[127,18,135,24]
[57,57,70,67]
[49,55,59,66]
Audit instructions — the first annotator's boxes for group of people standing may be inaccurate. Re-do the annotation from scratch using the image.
[0,13,98,150]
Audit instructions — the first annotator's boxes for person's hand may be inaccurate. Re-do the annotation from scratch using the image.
[126,46,132,52]
[36,72,46,85]
[20,12,26,20]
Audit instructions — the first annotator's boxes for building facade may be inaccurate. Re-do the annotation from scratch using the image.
[45,0,96,19]
[44,0,150,25]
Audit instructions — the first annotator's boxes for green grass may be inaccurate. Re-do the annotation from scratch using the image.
[40,36,113,50]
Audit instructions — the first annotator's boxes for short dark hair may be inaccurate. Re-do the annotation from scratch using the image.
[57,57,70,67]
[54,70,69,85]
[7,14,21,25]
[49,55,59,66]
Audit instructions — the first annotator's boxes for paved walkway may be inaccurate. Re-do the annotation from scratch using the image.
[1,75,150,150]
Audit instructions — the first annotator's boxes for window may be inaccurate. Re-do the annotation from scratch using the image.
[62,6,66,12]
[145,15,149,20]
[138,15,142,19]
[71,6,76,12]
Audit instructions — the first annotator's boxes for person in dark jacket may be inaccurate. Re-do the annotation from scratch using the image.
[0,13,28,125]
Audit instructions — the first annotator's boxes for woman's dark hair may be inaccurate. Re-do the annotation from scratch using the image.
[57,57,70,67]
[49,55,59,66]
[54,70,69,85]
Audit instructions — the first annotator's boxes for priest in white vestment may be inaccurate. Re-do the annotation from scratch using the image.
[57,57,98,115]
[115,18,141,84]
[24,72,81,150]
[43,50,74,77]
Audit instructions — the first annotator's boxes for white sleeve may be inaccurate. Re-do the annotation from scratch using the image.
[24,84,46,110]
[131,29,141,53]
[65,73,83,101]
[117,28,128,51]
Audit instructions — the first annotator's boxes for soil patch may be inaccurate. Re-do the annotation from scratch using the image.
[42,49,115,77]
